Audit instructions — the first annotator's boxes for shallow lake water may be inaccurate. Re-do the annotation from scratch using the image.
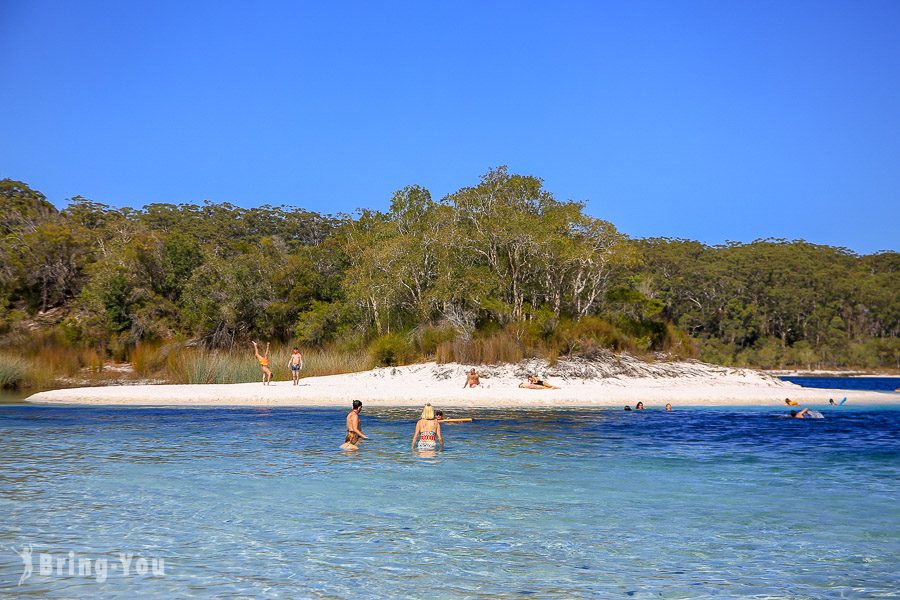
[1,404,898,597]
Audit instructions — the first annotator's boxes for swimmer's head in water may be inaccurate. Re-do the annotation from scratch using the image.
[790,410,798,417]
[624,406,632,411]
[435,410,444,419]
[665,403,672,411]
[636,402,644,410]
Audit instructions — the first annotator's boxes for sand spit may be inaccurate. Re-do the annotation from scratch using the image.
[25,356,898,408]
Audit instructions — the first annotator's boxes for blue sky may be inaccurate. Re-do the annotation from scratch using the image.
[1,1,898,253]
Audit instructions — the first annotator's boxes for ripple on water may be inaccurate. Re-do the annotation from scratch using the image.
[1,405,898,597]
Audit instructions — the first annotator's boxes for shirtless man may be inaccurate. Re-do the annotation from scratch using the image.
[340,400,369,450]
[790,408,810,419]
[288,348,303,386]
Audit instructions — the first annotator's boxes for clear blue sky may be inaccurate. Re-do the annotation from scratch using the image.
[1,1,898,253]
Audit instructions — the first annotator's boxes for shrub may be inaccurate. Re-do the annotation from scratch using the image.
[369,333,415,367]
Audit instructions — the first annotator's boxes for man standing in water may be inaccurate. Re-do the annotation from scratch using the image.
[340,400,368,450]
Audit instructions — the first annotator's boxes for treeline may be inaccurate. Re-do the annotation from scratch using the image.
[0,169,897,370]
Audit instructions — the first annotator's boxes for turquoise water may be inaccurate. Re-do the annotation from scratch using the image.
[1,404,898,598]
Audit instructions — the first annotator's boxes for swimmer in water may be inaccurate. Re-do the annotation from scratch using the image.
[340,400,368,450]
[635,402,645,410]
[790,408,810,419]
[412,403,443,451]
[665,403,672,412]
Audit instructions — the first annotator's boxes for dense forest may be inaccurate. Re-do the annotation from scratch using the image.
[1,168,897,377]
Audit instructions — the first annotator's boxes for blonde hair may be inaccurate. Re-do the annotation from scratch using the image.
[421,403,435,420]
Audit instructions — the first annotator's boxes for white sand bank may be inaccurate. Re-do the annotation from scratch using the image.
[25,359,899,408]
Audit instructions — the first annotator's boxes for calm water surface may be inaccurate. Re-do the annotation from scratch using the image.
[780,376,900,393]
[1,404,898,598]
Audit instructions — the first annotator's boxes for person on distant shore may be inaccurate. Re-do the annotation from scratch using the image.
[519,375,559,390]
[829,398,835,405]
[665,403,672,412]
[412,403,442,451]
[288,347,303,386]
[252,341,272,385]
[790,408,810,419]
[784,398,798,406]
[635,402,645,410]
[463,368,481,388]
[341,400,368,450]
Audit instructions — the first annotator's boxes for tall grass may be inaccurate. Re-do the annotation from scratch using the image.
[0,353,29,389]
[160,345,374,384]
[435,332,527,365]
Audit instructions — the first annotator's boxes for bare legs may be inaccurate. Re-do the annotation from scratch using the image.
[252,341,272,385]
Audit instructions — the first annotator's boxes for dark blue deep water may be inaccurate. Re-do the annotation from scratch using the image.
[1,404,898,598]
[780,376,900,393]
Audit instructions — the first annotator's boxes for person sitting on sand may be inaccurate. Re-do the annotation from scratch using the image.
[252,341,273,385]
[518,375,559,390]
[463,368,481,388]
[790,408,811,419]
[341,400,368,451]
[412,403,443,451]
[288,347,303,386]
[635,402,645,410]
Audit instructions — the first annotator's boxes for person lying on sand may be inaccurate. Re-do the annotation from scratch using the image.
[252,341,272,385]
[463,368,481,388]
[340,400,368,451]
[518,375,559,390]
[790,408,810,419]
[784,398,798,406]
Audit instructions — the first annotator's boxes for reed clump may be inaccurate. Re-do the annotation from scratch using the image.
[0,353,29,389]
[435,332,527,365]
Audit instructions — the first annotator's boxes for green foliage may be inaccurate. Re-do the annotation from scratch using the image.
[368,333,415,367]
[0,174,896,371]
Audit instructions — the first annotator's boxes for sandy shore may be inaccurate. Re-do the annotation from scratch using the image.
[25,361,899,408]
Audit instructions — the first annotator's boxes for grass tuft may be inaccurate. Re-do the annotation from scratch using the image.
[0,353,29,389]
